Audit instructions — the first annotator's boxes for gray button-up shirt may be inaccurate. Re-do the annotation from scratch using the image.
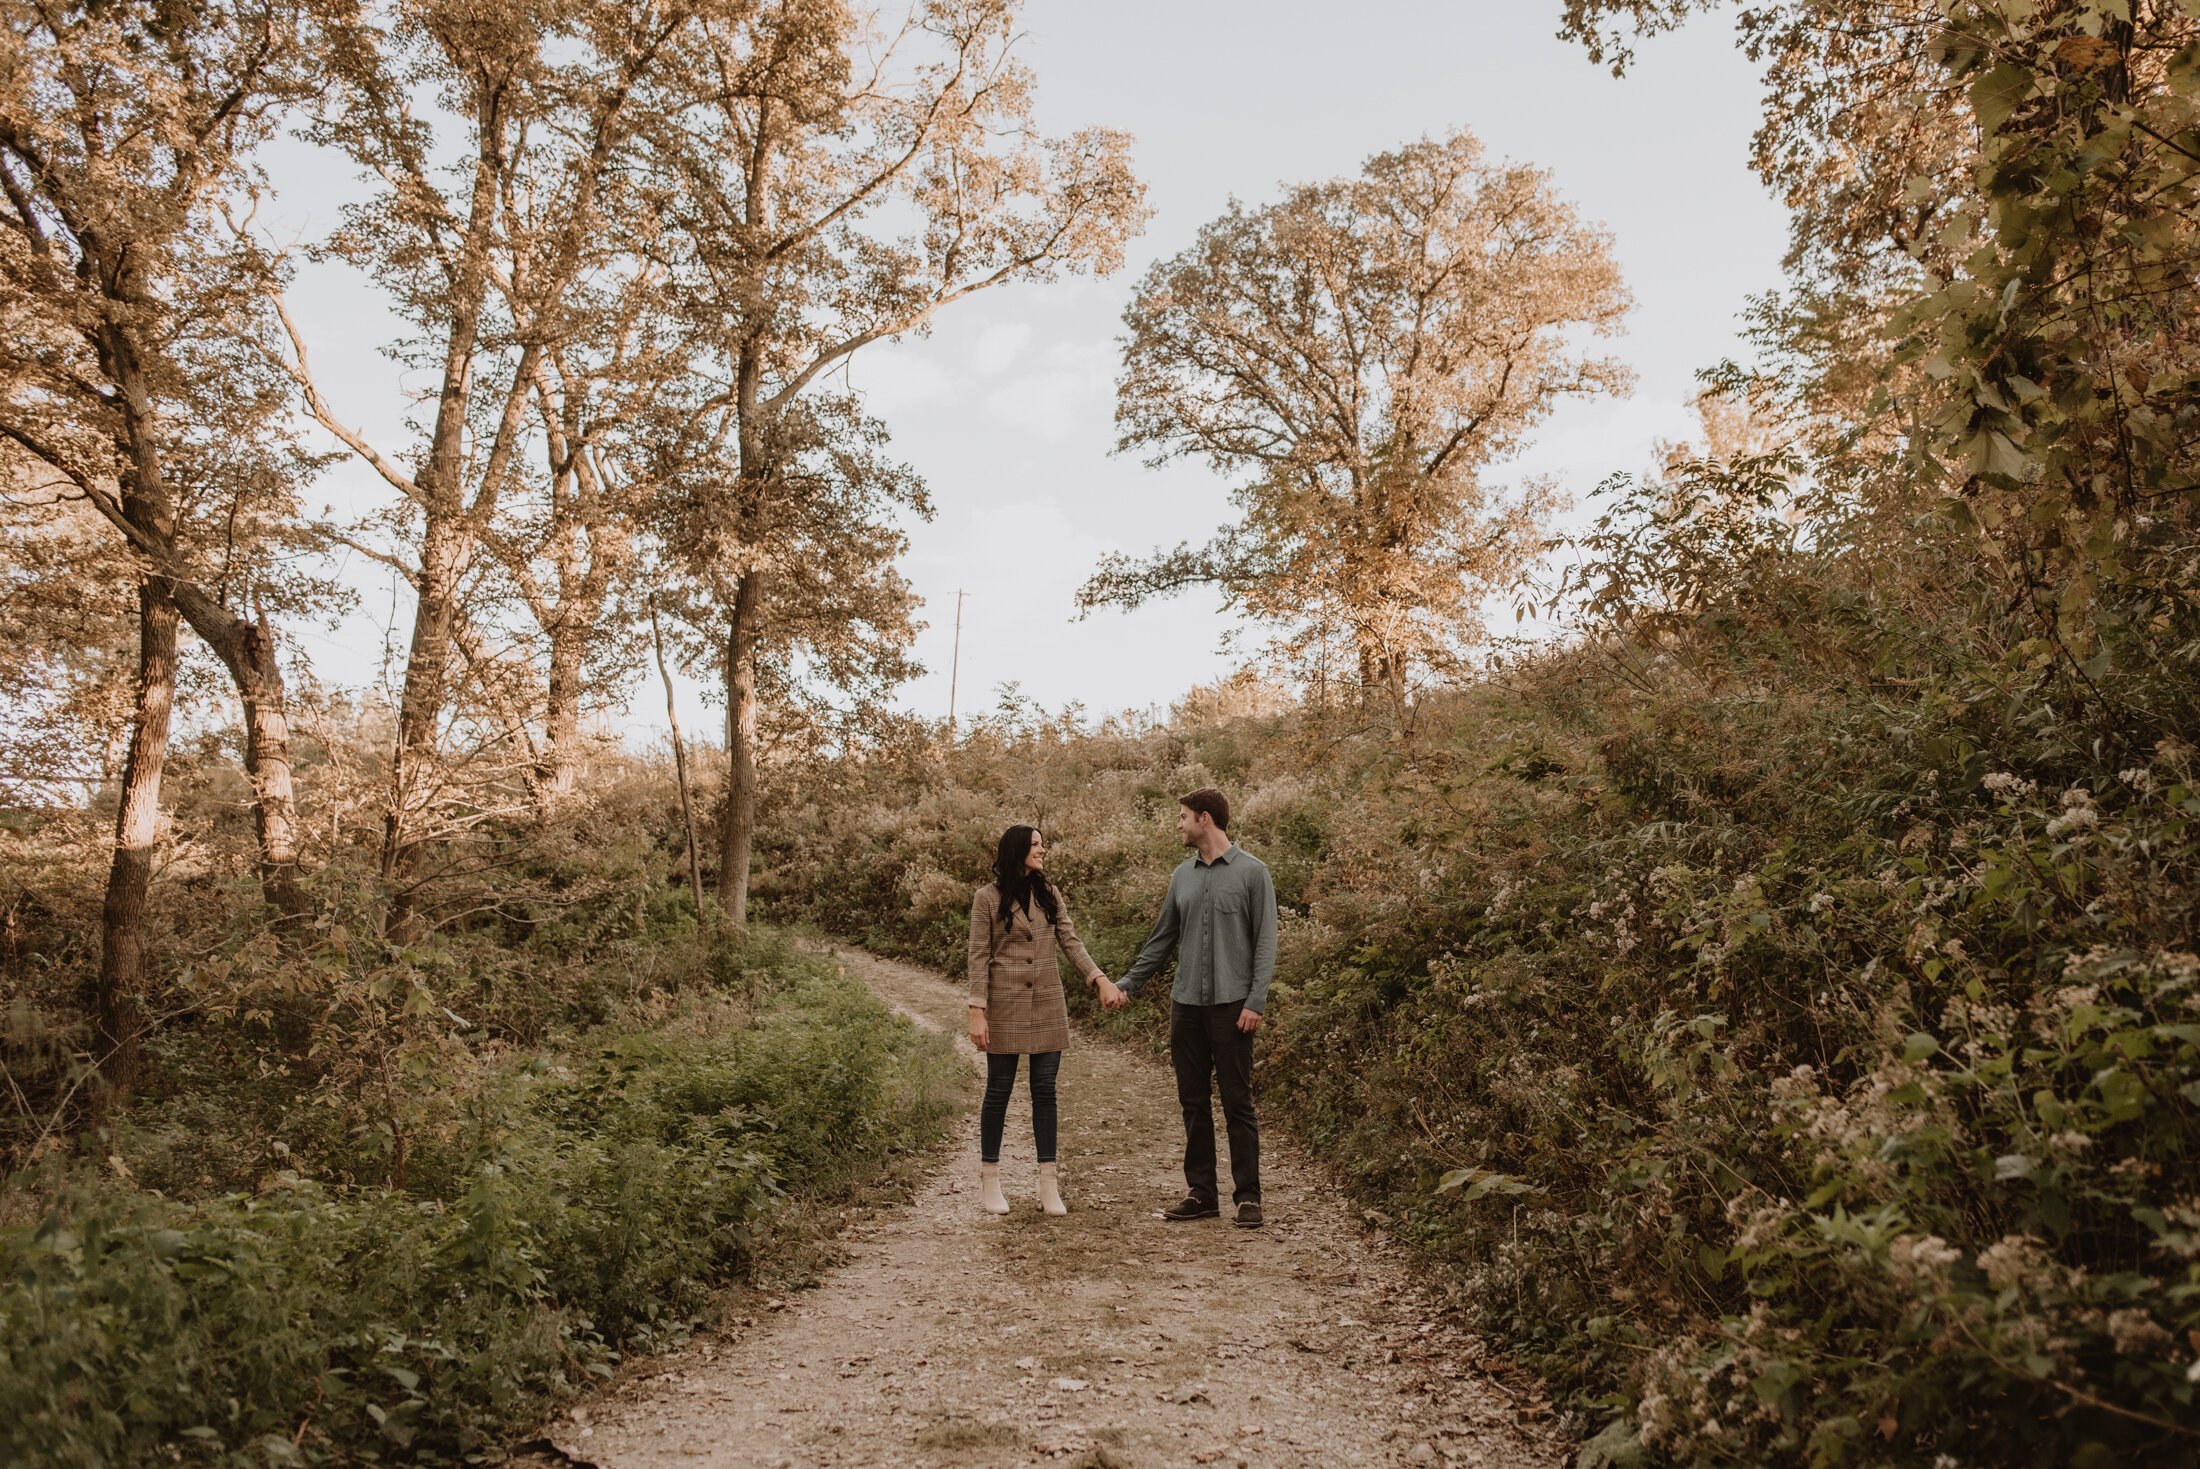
[1119,844,1278,1013]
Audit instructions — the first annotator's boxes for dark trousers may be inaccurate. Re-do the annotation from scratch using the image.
[1172,1001,1260,1204]
[980,1050,1061,1164]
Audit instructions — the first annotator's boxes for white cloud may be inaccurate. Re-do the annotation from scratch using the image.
[981,340,1115,445]
[846,347,958,417]
[970,321,1035,375]
[1508,395,1702,485]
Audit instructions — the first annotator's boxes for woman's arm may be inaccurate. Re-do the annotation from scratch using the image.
[967,888,994,1008]
[967,890,993,1049]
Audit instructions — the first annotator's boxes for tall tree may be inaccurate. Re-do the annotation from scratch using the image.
[0,486,137,805]
[1560,1,1981,512]
[1562,0,2200,714]
[477,283,686,811]
[650,0,1147,923]
[1081,130,1629,709]
[0,0,318,1094]
[278,0,717,938]
[652,389,927,909]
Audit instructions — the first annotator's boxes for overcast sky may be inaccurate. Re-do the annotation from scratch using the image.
[269,1,1788,742]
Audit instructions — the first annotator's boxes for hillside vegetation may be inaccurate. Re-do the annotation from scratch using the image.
[759,512,2200,1465]
[2,846,955,1466]
[7,0,2200,1464]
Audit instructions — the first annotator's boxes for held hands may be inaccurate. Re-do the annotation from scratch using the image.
[968,1004,988,1050]
[1236,1006,1262,1034]
[1097,977,1129,1012]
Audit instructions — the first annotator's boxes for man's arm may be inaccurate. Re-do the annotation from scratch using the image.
[1117,874,1183,999]
[1244,865,1278,1015]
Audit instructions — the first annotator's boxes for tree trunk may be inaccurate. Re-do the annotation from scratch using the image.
[1356,634,1407,719]
[96,581,179,1102]
[174,585,308,919]
[536,620,585,812]
[230,615,307,920]
[378,86,518,940]
[652,600,708,930]
[383,516,467,943]
[715,569,763,926]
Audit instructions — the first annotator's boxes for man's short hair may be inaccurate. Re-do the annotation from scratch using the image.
[1179,786,1230,831]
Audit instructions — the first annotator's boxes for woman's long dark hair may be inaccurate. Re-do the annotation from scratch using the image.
[992,824,1059,926]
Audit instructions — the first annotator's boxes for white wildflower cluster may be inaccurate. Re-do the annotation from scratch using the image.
[2059,942,2118,978]
[2106,1307,2174,1356]
[1792,1062,1951,1175]
[1586,891,1640,954]
[1722,1190,1793,1253]
[1964,998,2020,1038]
[1981,770,2037,800]
[1630,1298,1832,1452]
[2044,786,2099,839]
[2048,984,2100,1015]
[1635,1388,1677,1447]
[1937,993,2018,1059]
[2157,1198,2200,1262]
[2119,766,2156,795]
[1978,1234,2081,1296]
[1915,875,1964,911]
[1887,1233,1962,1289]
[1769,1062,1820,1109]
[1808,890,1835,914]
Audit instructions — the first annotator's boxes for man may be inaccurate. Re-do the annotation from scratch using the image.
[1105,786,1276,1227]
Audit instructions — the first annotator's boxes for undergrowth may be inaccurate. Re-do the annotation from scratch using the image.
[0,935,957,1466]
[755,529,2200,1466]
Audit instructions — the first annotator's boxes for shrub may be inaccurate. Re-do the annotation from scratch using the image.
[0,940,955,1466]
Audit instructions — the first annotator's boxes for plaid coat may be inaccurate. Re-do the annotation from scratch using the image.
[966,881,1104,1054]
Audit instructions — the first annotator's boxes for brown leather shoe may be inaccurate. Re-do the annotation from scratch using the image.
[1234,1201,1265,1228]
[1162,1194,1220,1221]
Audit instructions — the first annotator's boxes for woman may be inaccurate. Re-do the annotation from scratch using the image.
[967,824,1122,1215]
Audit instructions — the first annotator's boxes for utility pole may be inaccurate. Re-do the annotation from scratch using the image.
[947,589,966,735]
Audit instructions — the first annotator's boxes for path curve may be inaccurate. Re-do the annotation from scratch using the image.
[544,942,1566,1469]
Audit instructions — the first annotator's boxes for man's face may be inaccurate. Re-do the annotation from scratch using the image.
[1176,804,1204,846]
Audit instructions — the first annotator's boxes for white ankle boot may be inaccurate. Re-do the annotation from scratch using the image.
[979,1163,1010,1215]
[1037,1162,1067,1216]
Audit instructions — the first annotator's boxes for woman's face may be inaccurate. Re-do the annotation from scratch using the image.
[1025,831,1046,873]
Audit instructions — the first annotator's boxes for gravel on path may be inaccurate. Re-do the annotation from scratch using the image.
[536,942,1567,1469]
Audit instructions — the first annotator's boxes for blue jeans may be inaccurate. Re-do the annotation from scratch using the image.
[980,1050,1061,1164]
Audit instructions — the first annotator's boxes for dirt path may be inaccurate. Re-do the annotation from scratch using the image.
[545,944,1566,1469]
